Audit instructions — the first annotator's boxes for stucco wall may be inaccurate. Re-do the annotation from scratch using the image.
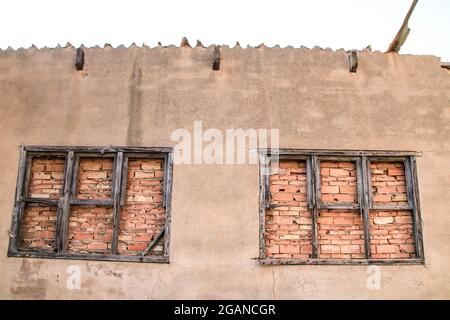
[0,45,449,299]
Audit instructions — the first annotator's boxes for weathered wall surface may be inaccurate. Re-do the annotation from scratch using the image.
[0,45,449,299]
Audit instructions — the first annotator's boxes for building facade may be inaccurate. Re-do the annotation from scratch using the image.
[0,44,449,299]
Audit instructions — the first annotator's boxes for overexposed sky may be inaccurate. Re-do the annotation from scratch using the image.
[1,0,449,61]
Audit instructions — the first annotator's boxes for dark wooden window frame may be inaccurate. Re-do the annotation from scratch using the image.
[8,145,173,263]
[258,149,425,266]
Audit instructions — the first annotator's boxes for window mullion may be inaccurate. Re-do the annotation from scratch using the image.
[310,155,320,259]
[258,152,269,259]
[163,152,173,258]
[56,151,74,253]
[111,151,124,255]
[69,155,80,205]
[406,156,424,260]
[120,155,129,206]
[358,156,371,259]
[8,146,28,253]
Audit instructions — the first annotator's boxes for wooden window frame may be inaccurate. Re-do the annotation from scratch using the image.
[258,149,425,266]
[7,145,173,263]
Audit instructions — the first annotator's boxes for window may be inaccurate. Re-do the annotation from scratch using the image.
[259,149,424,265]
[8,146,173,263]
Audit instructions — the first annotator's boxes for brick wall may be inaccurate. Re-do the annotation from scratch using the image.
[369,161,415,258]
[320,161,357,204]
[266,159,415,260]
[19,204,57,249]
[19,157,63,249]
[67,157,114,253]
[369,210,415,258]
[318,209,365,259]
[75,157,113,200]
[371,162,408,204]
[118,159,165,256]
[27,157,65,199]
[67,205,114,254]
[18,156,167,256]
[265,161,312,259]
[319,160,364,259]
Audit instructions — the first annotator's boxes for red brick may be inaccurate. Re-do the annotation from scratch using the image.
[272,193,294,201]
[73,232,93,240]
[373,194,392,202]
[377,245,397,253]
[329,169,349,177]
[388,168,405,176]
[127,243,148,251]
[321,186,339,194]
[280,245,300,254]
[399,244,416,253]
[87,242,108,250]
[320,245,341,254]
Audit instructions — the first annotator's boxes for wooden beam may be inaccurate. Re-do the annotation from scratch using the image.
[22,155,33,198]
[75,47,85,70]
[111,152,123,255]
[163,152,173,257]
[8,146,28,253]
[125,152,166,159]
[258,258,424,266]
[212,45,220,70]
[348,50,358,73]
[120,156,129,206]
[21,197,59,206]
[306,157,314,210]
[359,157,372,259]
[408,156,425,260]
[319,203,360,210]
[24,146,173,154]
[386,0,419,53]
[8,250,169,264]
[69,155,80,204]
[258,153,269,259]
[372,203,411,210]
[311,155,320,258]
[262,149,421,157]
[317,156,360,162]
[278,154,308,161]
[56,151,74,252]
[142,228,165,256]
[366,159,373,209]
[70,199,113,206]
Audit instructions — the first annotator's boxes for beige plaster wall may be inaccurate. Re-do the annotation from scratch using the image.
[0,46,449,299]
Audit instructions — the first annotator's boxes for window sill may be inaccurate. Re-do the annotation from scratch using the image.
[8,250,169,263]
[258,258,424,266]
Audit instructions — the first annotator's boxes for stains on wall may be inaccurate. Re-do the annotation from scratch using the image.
[126,59,143,146]
[10,259,47,299]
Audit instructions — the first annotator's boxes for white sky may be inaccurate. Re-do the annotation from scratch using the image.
[1,0,449,61]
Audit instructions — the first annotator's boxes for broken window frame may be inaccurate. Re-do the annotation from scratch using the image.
[8,145,173,263]
[258,149,425,266]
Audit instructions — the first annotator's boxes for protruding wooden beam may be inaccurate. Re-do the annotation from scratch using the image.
[348,50,358,73]
[212,45,220,70]
[75,47,85,70]
[386,0,419,53]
